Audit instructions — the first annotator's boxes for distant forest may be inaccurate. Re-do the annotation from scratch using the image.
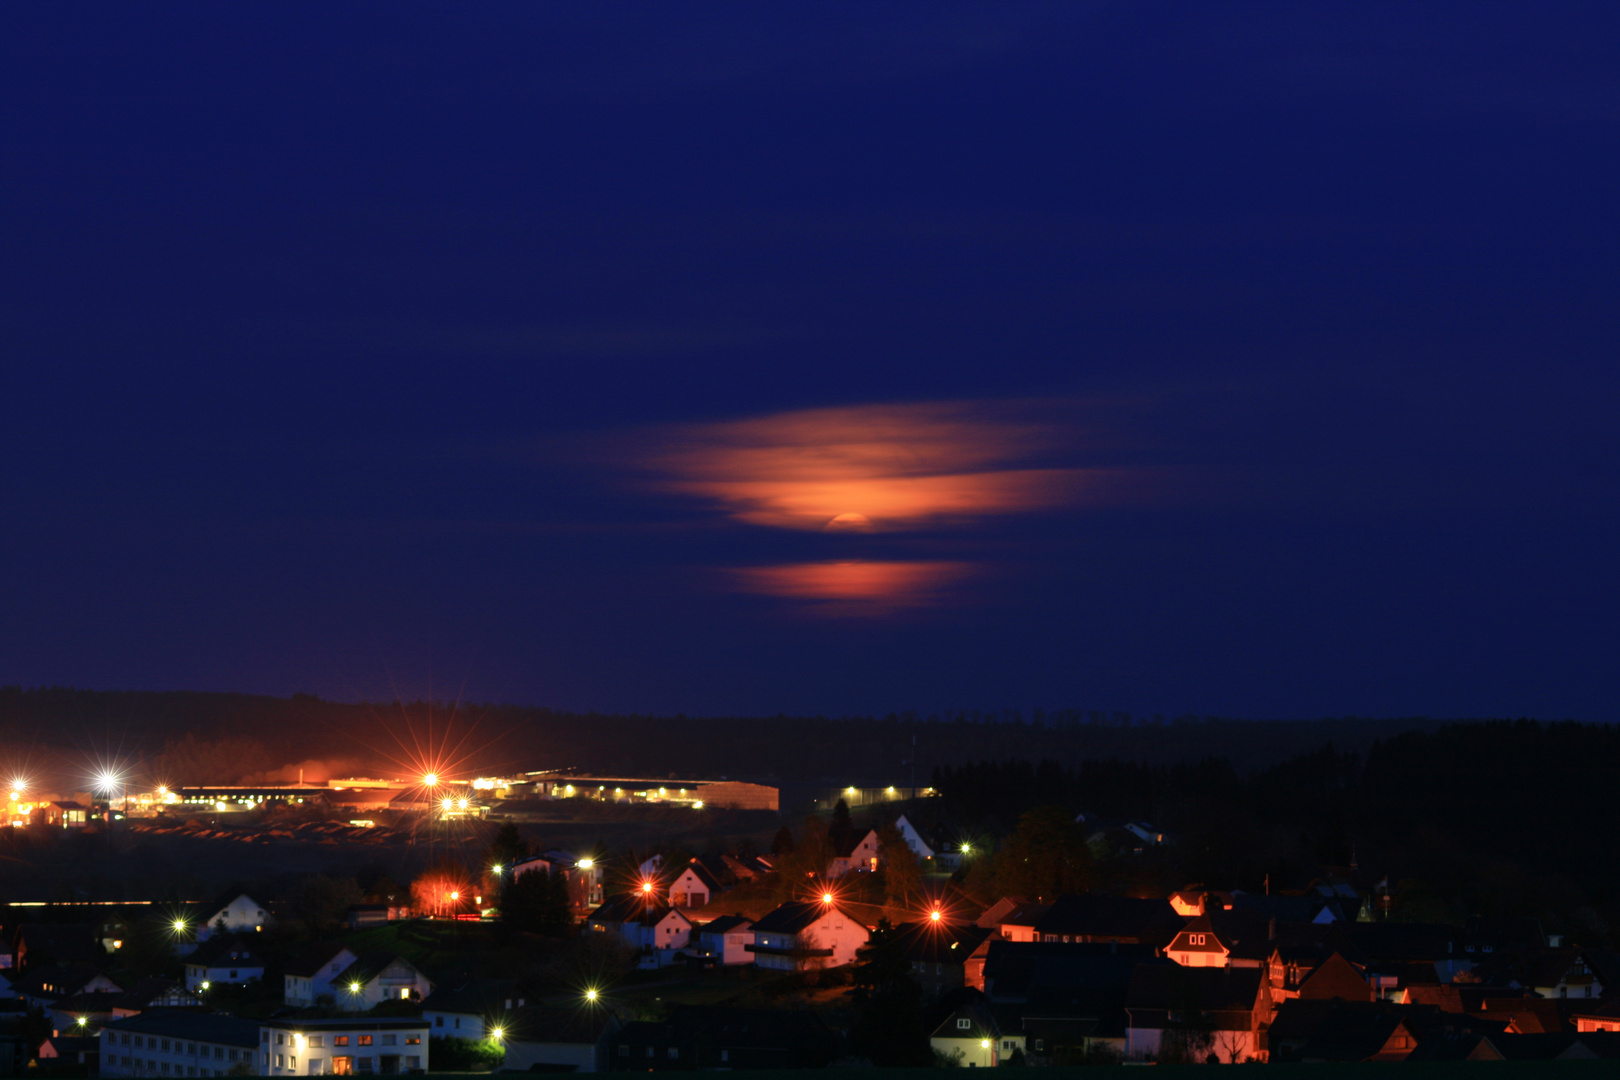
[0,685,1467,789]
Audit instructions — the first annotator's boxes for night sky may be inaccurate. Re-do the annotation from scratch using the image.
[4,3,1617,719]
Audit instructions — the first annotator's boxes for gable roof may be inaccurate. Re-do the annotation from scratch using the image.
[422,978,520,1016]
[890,921,992,964]
[187,935,264,968]
[752,901,844,935]
[1035,894,1180,944]
[1124,964,1265,1016]
[283,942,355,978]
[674,861,723,892]
[831,828,879,859]
[587,894,693,930]
[331,952,422,988]
[102,1010,260,1048]
[697,915,753,937]
[983,941,1157,1001]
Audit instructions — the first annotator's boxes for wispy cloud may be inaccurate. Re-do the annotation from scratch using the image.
[727,559,973,614]
[637,399,1137,532]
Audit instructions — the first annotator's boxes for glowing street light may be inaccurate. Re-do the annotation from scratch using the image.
[981,1039,991,1049]
[423,773,438,786]
[577,857,594,869]
[172,919,188,935]
[640,881,654,895]
[960,842,972,855]
[584,989,599,1003]
[449,891,460,901]
[929,909,943,922]
[349,981,362,994]
[200,981,211,990]
[441,798,453,810]
[822,892,834,904]
[76,1016,87,1027]
[489,1027,504,1041]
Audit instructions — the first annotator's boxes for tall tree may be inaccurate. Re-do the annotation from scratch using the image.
[992,805,1095,902]
[878,823,922,907]
[848,920,932,1066]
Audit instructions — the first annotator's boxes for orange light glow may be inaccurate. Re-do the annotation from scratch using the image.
[729,560,972,608]
[641,401,1110,532]
[641,881,654,894]
[822,892,834,904]
[930,909,942,922]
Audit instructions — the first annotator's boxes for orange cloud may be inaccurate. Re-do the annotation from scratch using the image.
[643,400,1113,531]
[728,560,974,611]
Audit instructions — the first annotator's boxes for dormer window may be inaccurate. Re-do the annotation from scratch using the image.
[957,1018,971,1030]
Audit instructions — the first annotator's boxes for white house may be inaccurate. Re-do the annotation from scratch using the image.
[893,815,936,860]
[98,1012,260,1078]
[283,945,359,1006]
[693,915,755,965]
[827,829,882,878]
[668,862,723,909]
[584,895,692,969]
[197,893,270,941]
[326,954,433,1010]
[184,936,265,990]
[930,1004,1010,1068]
[423,979,524,1040]
[255,1017,430,1077]
[748,900,869,972]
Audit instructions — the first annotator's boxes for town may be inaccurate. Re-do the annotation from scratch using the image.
[1,720,1618,1075]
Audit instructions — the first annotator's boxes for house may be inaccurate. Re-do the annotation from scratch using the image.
[585,895,693,967]
[1124,963,1271,1063]
[42,801,90,828]
[747,900,869,972]
[1475,946,1606,1000]
[889,920,993,997]
[692,916,755,966]
[1289,951,1374,1002]
[1018,987,1136,1063]
[502,1004,621,1073]
[930,1003,1009,1067]
[1168,887,1234,917]
[1572,999,1620,1034]
[607,1006,834,1070]
[975,898,1049,942]
[668,861,723,909]
[119,976,202,1011]
[1034,894,1182,947]
[1163,910,1273,968]
[893,815,937,860]
[184,935,264,990]
[827,828,882,878]
[197,892,271,941]
[512,850,604,909]
[102,1013,431,1077]
[283,943,359,1005]
[327,952,433,1009]
[13,964,122,1008]
[423,978,523,1039]
[1266,998,1505,1063]
[258,1017,430,1076]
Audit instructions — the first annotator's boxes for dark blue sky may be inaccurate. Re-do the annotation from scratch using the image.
[3,2,1617,719]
